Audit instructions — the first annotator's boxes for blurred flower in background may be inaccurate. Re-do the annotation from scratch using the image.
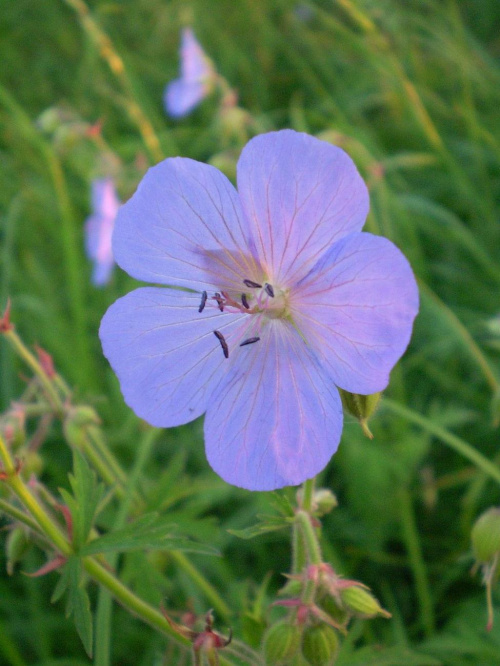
[85,178,120,287]
[164,28,217,118]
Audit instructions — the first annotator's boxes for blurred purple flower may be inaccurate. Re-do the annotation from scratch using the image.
[100,130,418,490]
[85,178,120,286]
[164,28,216,118]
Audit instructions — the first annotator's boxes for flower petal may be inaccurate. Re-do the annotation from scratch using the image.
[293,232,419,394]
[99,287,249,427]
[204,320,343,490]
[113,159,258,290]
[164,79,207,118]
[236,130,369,286]
[179,28,213,82]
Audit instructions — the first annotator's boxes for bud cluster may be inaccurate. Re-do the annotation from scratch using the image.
[265,563,390,664]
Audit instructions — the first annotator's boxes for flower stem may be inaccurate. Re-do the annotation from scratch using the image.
[295,511,322,567]
[62,0,164,163]
[398,486,435,636]
[0,434,237,662]
[301,477,316,512]
[0,498,41,533]
[0,435,71,556]
[383,398,500,484]
[2,329,63,415]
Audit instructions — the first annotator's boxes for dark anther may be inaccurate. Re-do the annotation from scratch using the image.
[241,293,250,309]
[214,292,224,312]
[243,279,262,289]
[213,330,229,358]
[198,291,208,313]
[239,336,260,347]
[264,283,275,297]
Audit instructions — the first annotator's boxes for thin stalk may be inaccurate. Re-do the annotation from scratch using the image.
[295,511,322,567]
[301,477,316,512]
[170,551,231,619]
[62,0,163,163]
[398,487,435,636]
[382,398,500,485]
[0,438,71,556]
[0,434,235,663]
[0,499,41,533]
[0,83,95,390]
[2,329,63,415]
[419,281,499,394]
[94,429,159,666]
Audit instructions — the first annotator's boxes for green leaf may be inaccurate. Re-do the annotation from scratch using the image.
[269,490,296,517]
[53,557,93,658]
[228,514,293,540]
[79,513,220,556]
[51,561,71,604]
[68,450,104,550]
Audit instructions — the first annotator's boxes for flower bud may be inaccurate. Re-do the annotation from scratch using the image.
[471,507,500,563]
[338,390,381,438]
[263,620,301,665]
[340,585,391,619]
[301,623,339,666]
[313,489,338,516]
[316,593,349,626]
[67,406,101,428]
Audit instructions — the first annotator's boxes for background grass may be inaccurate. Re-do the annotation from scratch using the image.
[1,0,500,664]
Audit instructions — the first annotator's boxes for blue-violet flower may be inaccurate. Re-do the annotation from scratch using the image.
[99,130,419,490]
[85,178,120,286]
[164,28,216,118]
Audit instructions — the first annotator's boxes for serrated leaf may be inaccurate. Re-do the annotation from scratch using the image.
[79,513,219,556]
[53,557,93,658]
[68,450,104,550]
[228,514,292,540]
[51,561,71,604]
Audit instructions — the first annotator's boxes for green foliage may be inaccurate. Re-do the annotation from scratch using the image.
[80,513,220,557]
[52,557,93,657]
[1,0,500,664]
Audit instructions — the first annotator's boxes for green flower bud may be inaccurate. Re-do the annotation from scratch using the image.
[338,390,381,438]
[317,593,349,626]
[340,585,391,619]
[67,406,101,428]
[6,527,31,575]
[471,507,500,563]
[263,620,301,665]
[313,489,338,516]
[301,623,339,665]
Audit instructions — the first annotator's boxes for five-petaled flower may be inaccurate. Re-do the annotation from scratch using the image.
[164,28,217,118]
[85,178,120,287]
[99,130,419,491]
